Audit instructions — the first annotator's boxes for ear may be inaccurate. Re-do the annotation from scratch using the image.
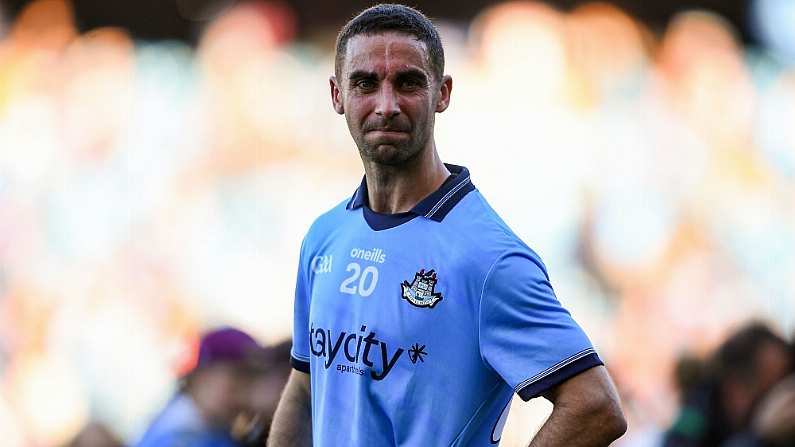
[435,75,453,113]
[330,76,344,115]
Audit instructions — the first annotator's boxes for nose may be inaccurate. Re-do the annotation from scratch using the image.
[374,83,400,119]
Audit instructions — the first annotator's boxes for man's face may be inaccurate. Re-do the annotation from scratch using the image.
[331,32,451,166]
[194,363,253,428]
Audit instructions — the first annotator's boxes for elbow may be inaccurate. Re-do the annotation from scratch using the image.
[596,394,627,442]
[549,365,628,443]
[607,406,628,441]
[573,387,626,443]
[557,388,628,443]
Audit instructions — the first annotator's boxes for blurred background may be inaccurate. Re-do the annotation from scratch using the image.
[0,0,793,446]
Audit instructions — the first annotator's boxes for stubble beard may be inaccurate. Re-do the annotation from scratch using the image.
[352,120,433,168]
[357,138,423,167]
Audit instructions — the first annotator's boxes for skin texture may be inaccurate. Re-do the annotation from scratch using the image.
[330,32,452,214]
[269,30,627,447]
[268,370,312,447]
[530,366,627,446]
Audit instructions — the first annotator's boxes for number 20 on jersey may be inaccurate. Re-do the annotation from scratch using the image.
[339,262,379,297]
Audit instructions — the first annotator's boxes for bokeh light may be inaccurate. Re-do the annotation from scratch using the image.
[0,1,793,446]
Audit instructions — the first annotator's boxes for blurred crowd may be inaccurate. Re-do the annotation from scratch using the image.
[132,327,290,447]
[66,326,291,447]
[60,323,795,447]
[0,0,794,446]
[663,323,794,447]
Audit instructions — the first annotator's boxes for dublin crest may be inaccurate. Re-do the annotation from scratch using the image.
[401,269,443,308]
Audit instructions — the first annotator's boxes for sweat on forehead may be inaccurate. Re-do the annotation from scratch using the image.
[341,33,432,78]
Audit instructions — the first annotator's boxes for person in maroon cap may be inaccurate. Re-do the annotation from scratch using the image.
[134,327,269,447]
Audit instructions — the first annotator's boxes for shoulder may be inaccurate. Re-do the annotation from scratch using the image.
[137,430,203,447]
[307,197,351,233]
[300,198,351,251]
[135,395,206,447]
[446,189,548,273]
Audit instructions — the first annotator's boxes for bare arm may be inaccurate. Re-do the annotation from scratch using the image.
[267,370,312,447]
[529,366,626,447]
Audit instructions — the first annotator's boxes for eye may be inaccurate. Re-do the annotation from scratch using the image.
[355,79,377,90]
[400,79,421,90]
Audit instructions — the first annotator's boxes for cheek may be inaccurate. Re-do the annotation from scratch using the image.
[208,375,235,401]
[213,375,247,406]
[345,97,374,122]
[403,94,433,117]
[404,103,431,129]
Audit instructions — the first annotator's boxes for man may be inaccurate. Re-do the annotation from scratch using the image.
[136,327,268,447]
[664,323,793,447]
[269,4,626,446]
[238,340,293,446]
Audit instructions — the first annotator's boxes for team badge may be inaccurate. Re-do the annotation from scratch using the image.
[401,269,443,308]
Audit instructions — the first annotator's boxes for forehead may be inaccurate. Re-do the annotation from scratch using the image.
[342,32,431,77]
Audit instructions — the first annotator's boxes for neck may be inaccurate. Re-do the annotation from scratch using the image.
[363,141,450,214]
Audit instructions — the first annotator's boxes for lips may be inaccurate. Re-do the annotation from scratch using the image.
[366,128,408,133]
[366,129,409,140]
[363,120,410,133]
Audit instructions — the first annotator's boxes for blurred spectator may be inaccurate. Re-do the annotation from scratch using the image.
[134,327,269,447]
[232,340,291,447]
[724,333,795,447]
[748,373,795,446]
[1,0,795,444]
[65,422,124,447]
[663,323,793,447]
[673,354,708,403]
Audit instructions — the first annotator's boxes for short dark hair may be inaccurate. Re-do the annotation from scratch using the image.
[712,322,790,384]
[335,4,445,82]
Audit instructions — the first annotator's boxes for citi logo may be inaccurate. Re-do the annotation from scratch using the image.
[350,247,386,264]
[311,255,333,274]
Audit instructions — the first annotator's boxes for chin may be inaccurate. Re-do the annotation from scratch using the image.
[361,144,422,166]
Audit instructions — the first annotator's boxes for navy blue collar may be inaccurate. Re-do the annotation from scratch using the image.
[346,164,475,226]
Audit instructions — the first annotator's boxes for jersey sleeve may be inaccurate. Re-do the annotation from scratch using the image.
[290,238,311,373]
[479,250,603,400]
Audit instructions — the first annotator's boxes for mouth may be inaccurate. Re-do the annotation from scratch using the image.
[368,129,407,134]
[366,127,410,137]
[366,131,410,147]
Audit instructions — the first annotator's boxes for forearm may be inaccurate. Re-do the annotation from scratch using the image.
[268,371,312,447]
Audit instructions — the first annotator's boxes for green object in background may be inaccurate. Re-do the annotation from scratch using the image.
[671,406,707,439]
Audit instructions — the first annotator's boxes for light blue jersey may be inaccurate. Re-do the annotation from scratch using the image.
[291,165,602,446]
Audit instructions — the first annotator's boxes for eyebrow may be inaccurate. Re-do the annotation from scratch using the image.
[348,68,430,84]
[395,68,429,84]
[348,70,378,85]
